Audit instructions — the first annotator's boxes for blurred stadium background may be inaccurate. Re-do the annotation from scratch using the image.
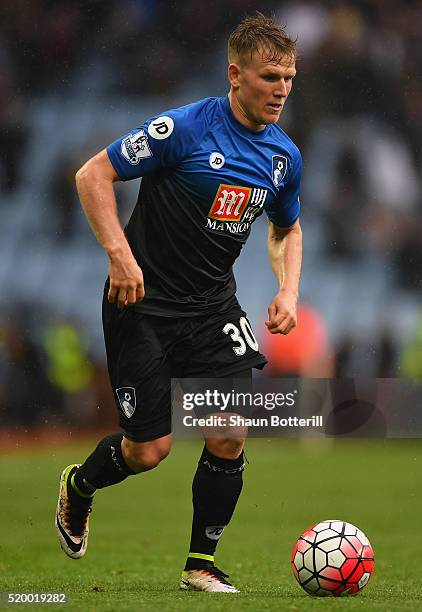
[1,4,422,609]
[1,0,421,432]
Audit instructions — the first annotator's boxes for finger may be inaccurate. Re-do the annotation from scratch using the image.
[267,314,288,334]
[269,324,288,335]
[268,310,287,329]
[269,323,286,334]
[117,288,127,310]
[126,285,137,305]
[108,285,117,303]
[136,283,145,301]
[266,304,281,328]
[270,317,297,335]
[285,319,297,334]
[266,303,276,323]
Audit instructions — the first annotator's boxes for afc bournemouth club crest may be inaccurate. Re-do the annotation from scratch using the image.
[116,387,136,418]
[272,155,288,187]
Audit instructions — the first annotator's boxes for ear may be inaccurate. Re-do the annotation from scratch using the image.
[228,63,241,89]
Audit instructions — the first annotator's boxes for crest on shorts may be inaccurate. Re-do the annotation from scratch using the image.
[116,387,136,418]
[272,155,288,187]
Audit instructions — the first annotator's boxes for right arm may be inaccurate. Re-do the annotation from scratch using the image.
[75,149,144,309]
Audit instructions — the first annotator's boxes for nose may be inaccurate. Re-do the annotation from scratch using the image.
[275,79,288,98]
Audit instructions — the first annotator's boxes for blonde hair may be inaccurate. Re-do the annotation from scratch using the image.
[228,12,296,65]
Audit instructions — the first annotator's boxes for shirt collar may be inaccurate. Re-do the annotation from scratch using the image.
[221,95,269,139]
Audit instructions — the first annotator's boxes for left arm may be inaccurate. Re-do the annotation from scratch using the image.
[266,218,302,334]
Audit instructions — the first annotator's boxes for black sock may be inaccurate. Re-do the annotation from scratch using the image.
[186,446,244,566]
[72,433,135,495]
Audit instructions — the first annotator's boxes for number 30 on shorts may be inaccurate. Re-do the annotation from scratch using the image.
[223,317,259,356]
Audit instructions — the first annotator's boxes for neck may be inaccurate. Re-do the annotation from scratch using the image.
[228,90,266,132]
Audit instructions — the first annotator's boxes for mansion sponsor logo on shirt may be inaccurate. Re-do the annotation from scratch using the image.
[206,184,267,235]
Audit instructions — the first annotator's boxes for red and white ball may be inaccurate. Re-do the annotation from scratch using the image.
[291,520,374,596]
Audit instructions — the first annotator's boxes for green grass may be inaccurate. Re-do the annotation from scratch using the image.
[1,438,421,611]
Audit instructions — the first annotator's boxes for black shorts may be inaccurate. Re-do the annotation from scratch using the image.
[102,295,267,442]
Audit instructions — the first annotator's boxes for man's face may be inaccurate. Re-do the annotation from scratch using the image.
[229,49,296,130]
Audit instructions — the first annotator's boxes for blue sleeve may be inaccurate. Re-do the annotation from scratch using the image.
[106,103,204,180]
[265,149,302,227]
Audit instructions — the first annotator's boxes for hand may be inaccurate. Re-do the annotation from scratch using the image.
[265,289,298,335]
[107,253,145,309]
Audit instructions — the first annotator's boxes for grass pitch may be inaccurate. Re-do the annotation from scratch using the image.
[1,437,421,611]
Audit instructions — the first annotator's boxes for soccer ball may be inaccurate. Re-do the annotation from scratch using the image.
[291,520,374,596]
